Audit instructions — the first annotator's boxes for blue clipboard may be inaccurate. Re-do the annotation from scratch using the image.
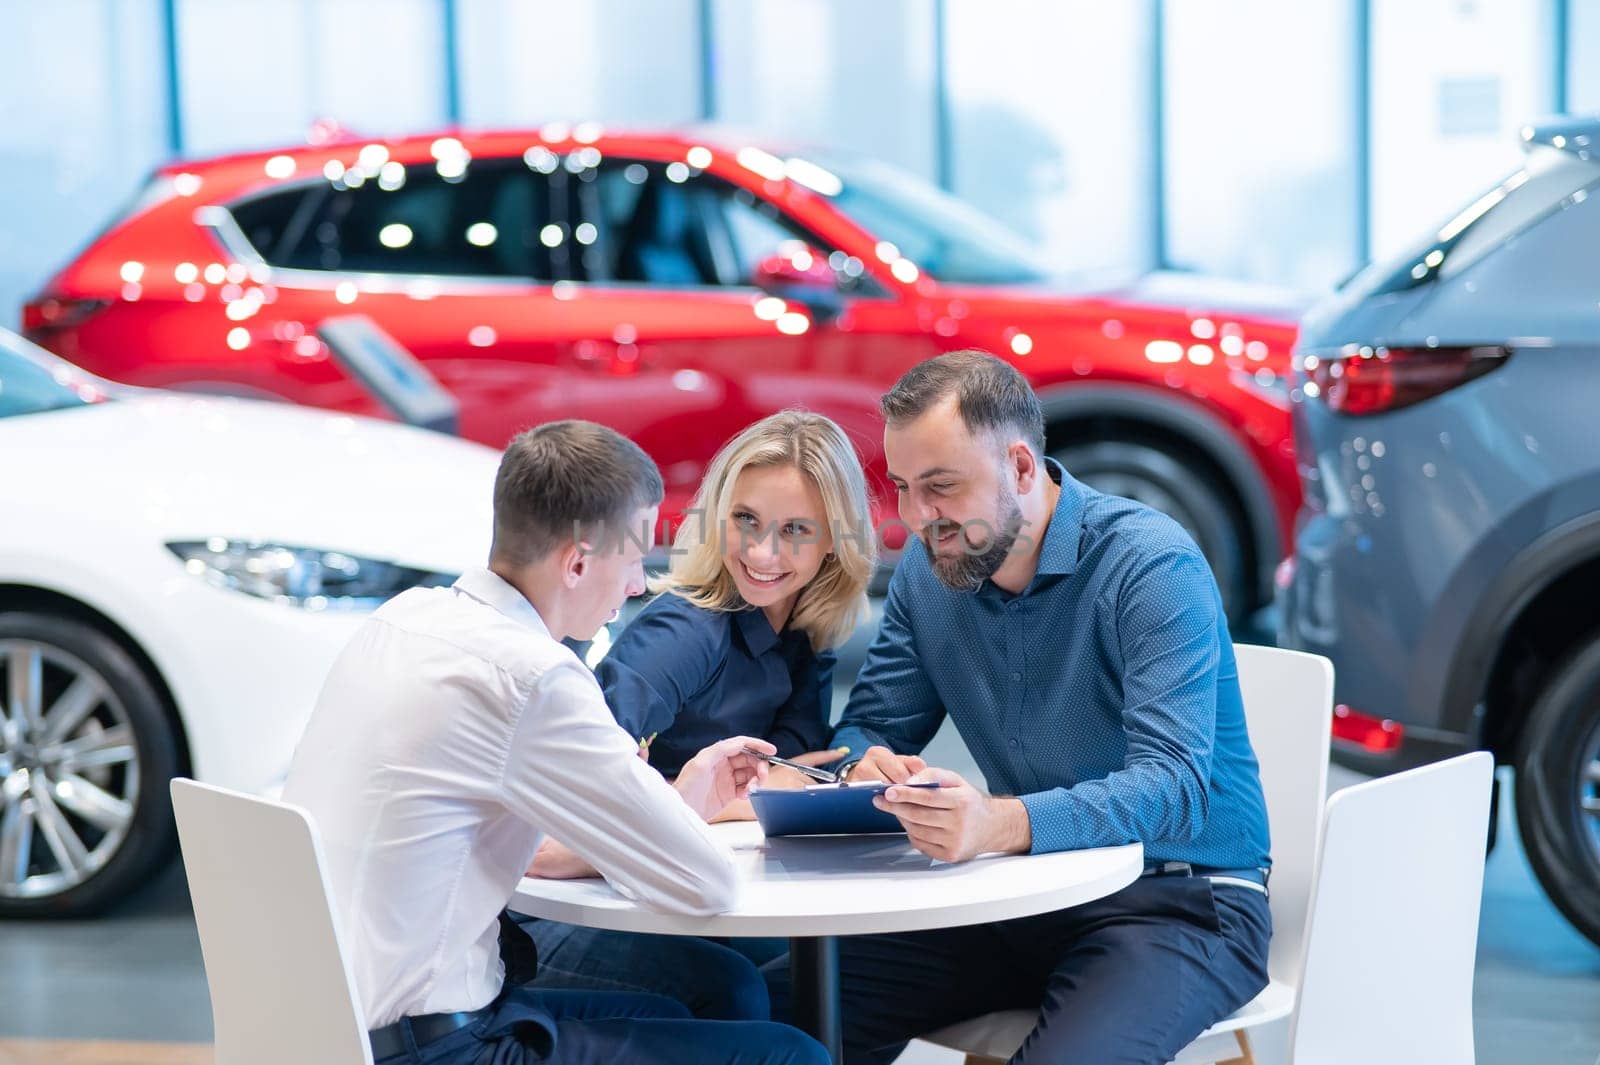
[750,781,941,837]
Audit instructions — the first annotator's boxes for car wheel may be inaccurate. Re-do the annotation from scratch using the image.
[0,612,179,917]
[1051,440,1249,621]
[1514,637,1600,948]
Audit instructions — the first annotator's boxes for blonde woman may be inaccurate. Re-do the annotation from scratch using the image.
[517,411,876,1016]
[597,408,876,780]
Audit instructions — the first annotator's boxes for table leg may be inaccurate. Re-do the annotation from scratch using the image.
[789,934,842,1063]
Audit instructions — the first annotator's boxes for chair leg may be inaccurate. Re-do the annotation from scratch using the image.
[1212,1029,1258,1065]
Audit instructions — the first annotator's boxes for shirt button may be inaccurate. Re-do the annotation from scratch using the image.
[1007,601,1020,611]
[1010,671,1022,682]
[1008,738,1020,749]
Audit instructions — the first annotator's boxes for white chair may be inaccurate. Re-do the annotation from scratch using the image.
[921,644,1335,1064]
[170,778,373,1065]
[1283,751,1491,1064]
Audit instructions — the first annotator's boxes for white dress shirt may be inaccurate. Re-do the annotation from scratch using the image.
[283,567,738,1028]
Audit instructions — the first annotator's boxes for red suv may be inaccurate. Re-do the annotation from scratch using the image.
[24,126,1300,617]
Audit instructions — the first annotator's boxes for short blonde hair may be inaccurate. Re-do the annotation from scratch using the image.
[655,410,875,650]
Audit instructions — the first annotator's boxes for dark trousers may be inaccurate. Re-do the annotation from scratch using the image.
[763,876,1271,1065]
[372,987,829,1065]
[514,914,774,1021]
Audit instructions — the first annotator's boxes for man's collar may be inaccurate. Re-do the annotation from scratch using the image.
[453,567,555,639]
[734,606,782,657]
[1032,457,1086,578]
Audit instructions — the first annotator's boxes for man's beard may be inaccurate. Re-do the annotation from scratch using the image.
[925,487,1024,592]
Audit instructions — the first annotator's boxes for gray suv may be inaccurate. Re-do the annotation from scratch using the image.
[1279,117,1600,947]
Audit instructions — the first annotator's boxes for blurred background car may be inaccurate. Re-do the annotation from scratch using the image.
[0,328,497,916]
[1279,117,1600,947]
[20,129,1302,621]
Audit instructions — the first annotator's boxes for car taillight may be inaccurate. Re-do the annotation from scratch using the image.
[1303,345,1509,416]
[22,296,113,340]
[1332,703,1404,753]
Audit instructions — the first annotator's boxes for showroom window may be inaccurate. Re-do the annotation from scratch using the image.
[711,0,939,182]
[175,0,445,156]
[229,160,554,278]
[0,0,167,327]
[583,160,840,288]
[1368,0,1553,260]
[1162,0,1360,291]
[944,0,1156,277]
[456,0,701,128]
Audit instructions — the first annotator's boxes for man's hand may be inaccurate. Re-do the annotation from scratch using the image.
[674,736,772,820]
[845,744,927,784]
[873,767,1032,863]
[527,837,599,880]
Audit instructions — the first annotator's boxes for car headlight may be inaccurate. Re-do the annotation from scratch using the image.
[166,539,455,610]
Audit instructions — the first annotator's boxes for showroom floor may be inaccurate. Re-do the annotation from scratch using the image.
[1,755,1596,1064]
[2,613,1597,1063]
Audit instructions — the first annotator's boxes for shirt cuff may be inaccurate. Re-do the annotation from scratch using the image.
[828,725,888,765]
[1018,790,1081,855]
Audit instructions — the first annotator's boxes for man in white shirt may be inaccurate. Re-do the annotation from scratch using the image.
[285,421,828,1065]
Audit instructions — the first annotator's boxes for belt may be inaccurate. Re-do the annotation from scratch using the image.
[1141,861,1269,895]
[369,1005,493,1060]
[369,911,538,1061]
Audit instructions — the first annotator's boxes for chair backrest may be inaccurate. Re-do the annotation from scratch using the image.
[171,778,373,1065]
[1288,751,1492,1065]
[1233,643,1334,985]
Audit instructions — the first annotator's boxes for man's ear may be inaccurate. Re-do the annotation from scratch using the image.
[558,542,589,588]
[1011,440,1040,494]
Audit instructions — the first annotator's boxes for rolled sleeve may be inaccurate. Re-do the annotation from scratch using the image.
[504,661,738,914]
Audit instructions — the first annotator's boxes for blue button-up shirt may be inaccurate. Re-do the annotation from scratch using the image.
[832,461,1271,869]
[597,591,835,777]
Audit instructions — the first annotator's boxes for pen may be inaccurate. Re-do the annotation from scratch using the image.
[741,747,843,784]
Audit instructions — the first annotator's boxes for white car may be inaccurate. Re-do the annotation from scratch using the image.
[0,329,498,916]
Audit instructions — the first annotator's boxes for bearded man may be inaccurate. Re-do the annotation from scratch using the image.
[763,350,1274,1065]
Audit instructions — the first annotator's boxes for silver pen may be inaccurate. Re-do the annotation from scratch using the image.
[741,747,841,784]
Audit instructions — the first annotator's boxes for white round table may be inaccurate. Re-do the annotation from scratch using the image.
[513,822,1144,1061]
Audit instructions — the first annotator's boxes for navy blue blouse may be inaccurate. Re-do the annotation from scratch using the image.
[594,591,836,777]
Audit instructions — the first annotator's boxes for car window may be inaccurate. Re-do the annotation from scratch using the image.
[0,337,95,419]
[1417,182,1600,340]
[230,186,321,264]
[1346,145,1600,297]
[583,160,844,287]
[230,160,555,279]
[717,187,823,283]
[808,153,1051,285]
[1439,149,1600,280]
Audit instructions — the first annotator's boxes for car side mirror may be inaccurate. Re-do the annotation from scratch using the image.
[752,243,844,325]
